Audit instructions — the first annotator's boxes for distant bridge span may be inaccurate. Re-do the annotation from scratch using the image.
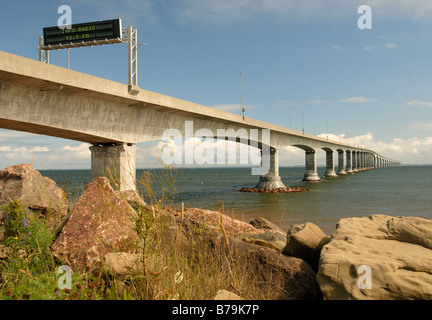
[0,51,399,190]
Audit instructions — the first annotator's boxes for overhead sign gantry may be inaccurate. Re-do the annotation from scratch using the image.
[39,18,140,95]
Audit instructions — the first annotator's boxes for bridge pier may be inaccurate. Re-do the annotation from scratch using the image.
[337,150,347,175]
[90,143,137,191]
[358,151,364,171]
[352,151,358,172]
[255,147,286,189]
[346,150,353,173]
[324,150,337,177]
[302,149,321,182]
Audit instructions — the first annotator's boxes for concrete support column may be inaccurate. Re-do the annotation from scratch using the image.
[303,149,321,182]
[358,152,363,171]
[90,143,137,191]
[352,151,358,172]
[346,150,353,173]
[324,150,337,177]
[255,147,286,189]
[337,150,347,175]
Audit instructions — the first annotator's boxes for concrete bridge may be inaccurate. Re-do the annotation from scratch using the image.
[0,51,399,191]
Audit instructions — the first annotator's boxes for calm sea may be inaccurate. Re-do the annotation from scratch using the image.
[40,166,432,235]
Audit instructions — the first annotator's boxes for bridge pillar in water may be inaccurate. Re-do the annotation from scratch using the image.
[303,149,321,182]
[324,150,337,177]
[346,150,353,173]
[352,151,358,172]
[368,153,373,169]
[255,147,286,189]
[90,143,137,191]
[358,151,364,171]
[337,150,347,175]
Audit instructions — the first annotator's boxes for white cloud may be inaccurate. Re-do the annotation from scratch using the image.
[315,132,432,164]
[30,146,50,153]
[310,100,332,104]
[340,96,378,103]
[0,146,11,152]
[364,44,377,51]
[385,43,398,48]
[61,143,91,159]
[406,100,432,107]
[13,147,29,153]
[364,43,398,50]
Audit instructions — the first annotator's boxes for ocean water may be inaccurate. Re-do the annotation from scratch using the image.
[40,166,432,235]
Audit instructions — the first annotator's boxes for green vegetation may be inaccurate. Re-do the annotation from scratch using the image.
[0,166,263,300]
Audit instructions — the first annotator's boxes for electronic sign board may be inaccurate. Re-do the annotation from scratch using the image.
[43,19,122,47]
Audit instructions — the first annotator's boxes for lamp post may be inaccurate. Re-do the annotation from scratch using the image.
[302,106,304,134]
[240,72,245,119]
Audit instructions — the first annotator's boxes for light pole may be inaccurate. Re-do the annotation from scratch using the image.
[302,106,304,134]
[240,72,245,119]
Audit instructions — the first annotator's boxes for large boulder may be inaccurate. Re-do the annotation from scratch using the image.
[316,215,432,300]
[0,163,68,231]
[89,211,320,300]
[282,222,330,272]
[51,177,140,270]
[177,216,320,300]
[174,209,287,251]
[249,217,285,233]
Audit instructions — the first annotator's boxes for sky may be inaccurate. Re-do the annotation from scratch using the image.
[1,0,432,169]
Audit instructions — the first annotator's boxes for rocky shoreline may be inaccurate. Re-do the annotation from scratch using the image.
[238,187,309,193]
[1,163,432,300]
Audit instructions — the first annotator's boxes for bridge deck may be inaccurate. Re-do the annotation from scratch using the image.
[0,50,358,149]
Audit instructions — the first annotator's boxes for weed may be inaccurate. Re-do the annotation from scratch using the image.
[0,163,271,300]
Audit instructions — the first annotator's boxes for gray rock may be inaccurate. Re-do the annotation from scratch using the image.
[51,177,140,269]
[214,289,243,300]
[282,222,330,272]
[0,163,68,230]
[249,217,285,233]
[317,215,432,300]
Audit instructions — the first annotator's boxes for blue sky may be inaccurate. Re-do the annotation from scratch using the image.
[1,0,432,169]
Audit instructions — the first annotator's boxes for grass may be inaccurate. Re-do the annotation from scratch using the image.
[0,165,276,300]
